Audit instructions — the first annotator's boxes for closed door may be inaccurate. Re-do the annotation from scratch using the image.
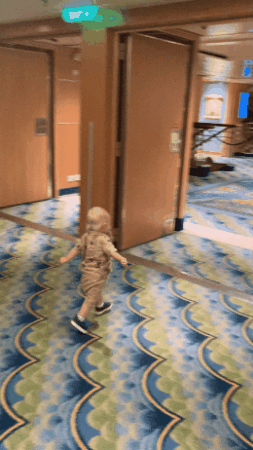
[119,33,190,250]
[0,47,50,208]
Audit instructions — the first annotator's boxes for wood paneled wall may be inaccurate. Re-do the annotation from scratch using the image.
[54,46,81,193]
[0,40,81,201]
[79,29,118,234]
[0,47,49,207]
[78,28,199,237]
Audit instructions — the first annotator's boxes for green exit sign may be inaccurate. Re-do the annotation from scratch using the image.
[61,5,123,27]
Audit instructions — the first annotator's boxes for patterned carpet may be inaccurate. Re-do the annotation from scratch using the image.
[189,179,253,216]
[126,231,253,296]
[188,156,253,194]
[186,156,253,237]
[1,219,253,450]
[1,157,253,449]
[0,195,80,237]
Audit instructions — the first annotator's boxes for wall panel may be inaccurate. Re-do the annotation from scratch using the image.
[54,46,81,193]
[0,47,49,207]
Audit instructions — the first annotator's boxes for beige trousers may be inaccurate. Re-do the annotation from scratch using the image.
[81,265,110,309]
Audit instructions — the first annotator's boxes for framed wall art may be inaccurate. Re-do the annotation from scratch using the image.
[203,94,223,120]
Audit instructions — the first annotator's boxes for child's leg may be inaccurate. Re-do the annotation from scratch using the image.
[78,270,108,319]
[95,291,104,308]
[95,271,110,308]
[78,285,103,319]
[78,299,93,319]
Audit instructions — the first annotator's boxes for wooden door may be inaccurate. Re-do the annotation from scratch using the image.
[119,33,190,250]
[0,47,50,208]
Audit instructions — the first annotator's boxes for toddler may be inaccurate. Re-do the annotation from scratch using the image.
[59,206,128,334]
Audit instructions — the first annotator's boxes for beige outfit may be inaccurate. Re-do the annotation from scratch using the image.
[75,231,118,308]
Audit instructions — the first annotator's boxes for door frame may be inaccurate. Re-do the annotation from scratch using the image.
[116,30,197,250]
[115,32,130,250]
[0,42,55,199]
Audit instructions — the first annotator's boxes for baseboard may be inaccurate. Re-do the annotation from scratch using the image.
[190,165,210,177]
[59,187,79,196]
[234,152,253,158]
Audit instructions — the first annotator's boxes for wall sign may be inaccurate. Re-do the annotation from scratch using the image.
[61,4,123,28]
[242,60,253,78]
[238,92,249,119]
[170,129,181,153]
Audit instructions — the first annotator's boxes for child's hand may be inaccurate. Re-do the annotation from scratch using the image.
[59,257,68,265]
[120,257,128,267]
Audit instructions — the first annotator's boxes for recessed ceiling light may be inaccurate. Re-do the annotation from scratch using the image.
[205,41,237,46]
[207,24,238,36]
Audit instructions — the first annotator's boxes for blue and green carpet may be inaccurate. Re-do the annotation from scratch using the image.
[1,218,253,449]
[1,157,253,449]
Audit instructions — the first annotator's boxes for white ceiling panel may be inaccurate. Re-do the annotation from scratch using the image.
[180,21,253,38]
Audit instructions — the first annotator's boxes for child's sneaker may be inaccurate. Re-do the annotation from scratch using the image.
[71,316,93,334]
[95,302,112,316]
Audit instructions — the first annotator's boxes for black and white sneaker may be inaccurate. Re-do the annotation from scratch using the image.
[95,302,112,316]
[71,316,93,334]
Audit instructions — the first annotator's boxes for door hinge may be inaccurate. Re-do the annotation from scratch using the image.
[113,228,119,240]
[116,142,121,157]
[119,43,126,60]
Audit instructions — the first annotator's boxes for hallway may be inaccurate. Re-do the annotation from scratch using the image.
[1,157,253,449]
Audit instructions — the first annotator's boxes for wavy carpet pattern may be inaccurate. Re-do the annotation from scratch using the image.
[1,219,253,449]
[188,156,253,193]
[185,203,253,237]
[1,156,253,449]
[186,156,253,236]
[126,232,253,296]
[188,179,253,216]
[0,195,80,236]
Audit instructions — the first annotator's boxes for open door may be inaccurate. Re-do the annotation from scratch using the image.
[0,47,50,208]
[118,32,191,250]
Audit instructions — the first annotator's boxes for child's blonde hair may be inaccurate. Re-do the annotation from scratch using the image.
[86,207,112,238]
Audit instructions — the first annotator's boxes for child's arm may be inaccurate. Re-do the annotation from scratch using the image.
[59,247,79,265]
[111,252,128,267]
[100,235,128,267]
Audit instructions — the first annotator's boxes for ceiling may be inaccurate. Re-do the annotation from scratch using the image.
[2,0,253,56]
[178,21,253,60]
[0,0,191,25]
[180,21,253,37]
[34,35,82,47]
[30,20,253,51]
